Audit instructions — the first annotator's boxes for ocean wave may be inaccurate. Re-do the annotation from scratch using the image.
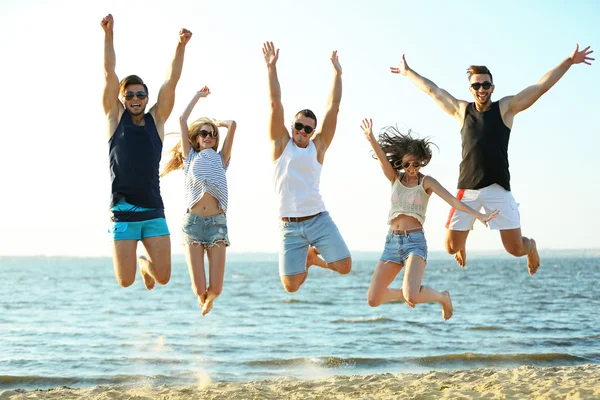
[332,317,394,324]
[466,326,504,331]
[0,374,173,390]
[247,357,389,368]
[273,298,334,305]
[412,352,587,367]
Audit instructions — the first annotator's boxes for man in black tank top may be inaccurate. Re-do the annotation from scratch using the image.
[101,14,192,291]
[391,44,594,276]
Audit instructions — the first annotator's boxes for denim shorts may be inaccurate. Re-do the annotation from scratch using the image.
[278,211,351,276]
[109,201,170,241]
[182,213,230,248]
[379,231,428,265]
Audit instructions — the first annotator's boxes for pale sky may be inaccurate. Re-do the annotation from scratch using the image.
[0,0,598,257]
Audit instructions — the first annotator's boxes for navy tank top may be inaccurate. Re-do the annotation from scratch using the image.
[458,101,511,191]
[108,112,165,215]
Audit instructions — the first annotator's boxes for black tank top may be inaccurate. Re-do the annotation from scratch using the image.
[108,112,164,210]
[457,101,511,191]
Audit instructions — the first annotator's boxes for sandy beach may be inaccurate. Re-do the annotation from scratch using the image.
[2,364,599,400]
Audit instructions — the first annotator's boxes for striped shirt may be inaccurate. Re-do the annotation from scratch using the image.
[183,148,229,213]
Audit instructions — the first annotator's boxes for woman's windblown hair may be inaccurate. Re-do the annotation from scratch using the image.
[161,117,220,177]
[376,126,437,169]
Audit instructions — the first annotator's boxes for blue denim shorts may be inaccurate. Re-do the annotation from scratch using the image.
[278,211,351,276]
[182,213,230,248]
[109,201,170,241]
[379,231,428,265]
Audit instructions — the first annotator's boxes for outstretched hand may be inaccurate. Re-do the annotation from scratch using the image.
[390,54,409,76]
[179,29,192,45]
[262,41,279,67]
[331,50,342,74]
[478,209,500,227]
[570,44,594,66]
[101,14,114,33]
[198,86,211,98]
[360,118,375,141]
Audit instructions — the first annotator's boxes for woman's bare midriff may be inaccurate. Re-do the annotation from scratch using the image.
[189,193,223,217]
[390,214,422,231]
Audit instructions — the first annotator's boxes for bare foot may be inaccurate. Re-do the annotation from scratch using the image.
[197,292,207,309]
[202,299,214,316]
[138,256,155,290]
[454,249,467,267]
[441,291,453,320]
[306,246,327,269]
[527,239,540,275]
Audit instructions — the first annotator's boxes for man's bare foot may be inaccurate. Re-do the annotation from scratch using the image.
[202,299,214,316]
[454,249,467,267]
[527,239,540,275]
[138,256,155,290]
[306,246,327,269]
[441,291,453,320]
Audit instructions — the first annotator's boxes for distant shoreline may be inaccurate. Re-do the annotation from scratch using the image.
[2,249,600,262]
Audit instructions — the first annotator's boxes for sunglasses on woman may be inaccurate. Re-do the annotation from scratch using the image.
[470,81,492,90]
[198,129,218,138]
[124,91,148,101]
[294,122,314,134]
[394,160,423,169]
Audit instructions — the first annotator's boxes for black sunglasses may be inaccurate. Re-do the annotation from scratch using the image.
[394,160,423,169]
[199,129,218,138]
[124,91,148,101]
[470,81,492,90]
[294,121,314,134]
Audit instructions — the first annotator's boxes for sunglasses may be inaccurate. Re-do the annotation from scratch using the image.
[124,91,148,101]
[394,160,423,169]
[294,122,314,134]
[470,81,492,90]
[198,129,218,138]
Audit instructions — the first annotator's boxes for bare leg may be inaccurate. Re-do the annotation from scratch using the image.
[307,246,351,274]
[367,260,405,307]
[445,230,469,267]
[500,228,540,275]
[280,272,307,293]
[403,255,453,320]
[112,240,138,287]
[185,243,207,308]
[306,246,327,269]
[202,243,226,316]
[326,257,352,275]
[139,235,171,290]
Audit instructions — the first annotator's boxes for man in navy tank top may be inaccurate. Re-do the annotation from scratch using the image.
[391,44,594,275]
[101,14,192,290]
[262,41,352,293]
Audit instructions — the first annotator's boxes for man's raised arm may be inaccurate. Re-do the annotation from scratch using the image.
[262,41,289,161]
[152,28,193,127]
[504,44,594,117]
[101,14,121,129]
[314,51,342,153]
[391,54,465,121]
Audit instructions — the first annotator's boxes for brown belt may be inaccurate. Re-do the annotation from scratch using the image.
[281,212,322,223]
[391,227,424,236]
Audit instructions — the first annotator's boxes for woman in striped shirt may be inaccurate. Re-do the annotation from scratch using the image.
[162,86,236,315]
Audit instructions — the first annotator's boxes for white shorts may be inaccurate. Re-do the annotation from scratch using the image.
[445,184,520,231]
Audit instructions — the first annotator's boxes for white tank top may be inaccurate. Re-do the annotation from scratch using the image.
[273,139,326,218]
[388,174,430,225]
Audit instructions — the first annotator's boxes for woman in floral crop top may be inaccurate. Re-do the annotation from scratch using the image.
[361,118,498,320]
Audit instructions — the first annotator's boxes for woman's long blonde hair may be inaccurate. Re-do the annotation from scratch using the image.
[161,117,220,177]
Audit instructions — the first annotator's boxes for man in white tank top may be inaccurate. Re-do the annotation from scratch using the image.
[262,41,352,293]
